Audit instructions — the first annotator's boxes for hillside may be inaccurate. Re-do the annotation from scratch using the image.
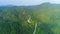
[0,2,60,34]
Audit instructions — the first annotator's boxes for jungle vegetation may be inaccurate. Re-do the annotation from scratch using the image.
[0,3,60,34]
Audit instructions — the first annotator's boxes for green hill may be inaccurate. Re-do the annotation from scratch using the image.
[0,2,60,34]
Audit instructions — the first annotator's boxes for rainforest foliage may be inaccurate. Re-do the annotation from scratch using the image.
[0,3,60,34]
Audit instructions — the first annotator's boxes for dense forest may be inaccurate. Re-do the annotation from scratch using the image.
[0,3,60,34]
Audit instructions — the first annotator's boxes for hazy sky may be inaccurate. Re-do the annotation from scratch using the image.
[0,0,60,6]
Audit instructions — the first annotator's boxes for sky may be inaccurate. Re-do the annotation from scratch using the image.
[0,0,60,6]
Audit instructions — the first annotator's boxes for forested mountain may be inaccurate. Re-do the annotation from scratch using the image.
[0,2,60,34]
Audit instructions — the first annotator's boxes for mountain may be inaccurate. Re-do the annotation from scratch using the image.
[0,2,60,34]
